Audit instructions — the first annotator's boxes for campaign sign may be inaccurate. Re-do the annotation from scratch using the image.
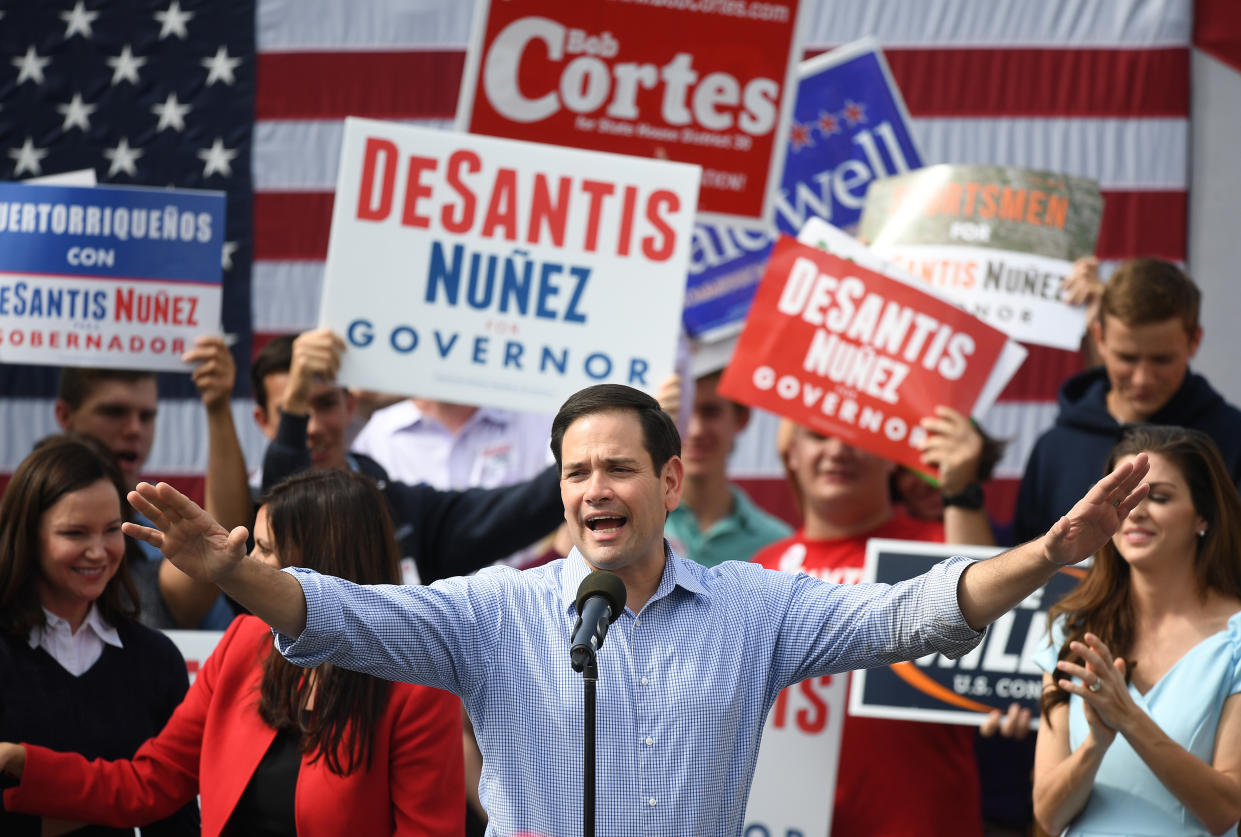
[320,118,701,413]
[0,182,225,370]
[859,165,1104,350]
[718,235,1013,479]
[454,0,805,226]
[744,675,846,837]
[850,540,1084,726]
[685,38,922,339]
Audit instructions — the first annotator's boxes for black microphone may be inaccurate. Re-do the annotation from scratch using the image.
[570,571,627,672]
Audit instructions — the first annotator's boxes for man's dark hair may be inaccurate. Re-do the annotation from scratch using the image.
[550,384,681,471]
[58,367,157,409]
[249,334,296,412]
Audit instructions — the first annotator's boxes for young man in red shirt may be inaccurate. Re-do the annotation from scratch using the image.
[754,420,994,836]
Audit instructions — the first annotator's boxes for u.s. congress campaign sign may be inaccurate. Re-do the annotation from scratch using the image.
[685,37,922,338]
[320,118,701,413]
[851,540,1083,726]
[455,0,805,226]
[0,182,225,370]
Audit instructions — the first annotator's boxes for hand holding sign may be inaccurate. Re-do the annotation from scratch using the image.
[917,406,986,494]
[285,328,345,415]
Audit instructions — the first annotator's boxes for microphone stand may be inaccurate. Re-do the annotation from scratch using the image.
[581,653,598,837]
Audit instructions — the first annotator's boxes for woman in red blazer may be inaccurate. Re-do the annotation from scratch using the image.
[0,469,465,837]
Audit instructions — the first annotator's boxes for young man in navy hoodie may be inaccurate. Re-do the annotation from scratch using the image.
[1013,258,1241,543]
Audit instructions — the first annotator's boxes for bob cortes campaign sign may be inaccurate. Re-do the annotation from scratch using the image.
[454,0,806,226]
[718,232,1023,480]
[319,118,701,413]
[0,181,225,371]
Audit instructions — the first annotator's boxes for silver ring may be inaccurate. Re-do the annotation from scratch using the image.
[1088,679,1103,693]
[1111,499,1121,508]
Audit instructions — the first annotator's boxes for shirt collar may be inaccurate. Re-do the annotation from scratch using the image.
[559,540,710,617]
[28,603,123,649]
[407,401,513,432]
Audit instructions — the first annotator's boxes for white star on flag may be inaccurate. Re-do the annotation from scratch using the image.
[104,137,143,178]
[202,46,242,86]
[8,138,48,177]
[155,1,194,40]
[197,137,237,178]
[152,92,191,132]
[60,1,99,40]
[221,240,239,270]
[56,93,97,132]
[106,45,147,86]
[12,46,51,86]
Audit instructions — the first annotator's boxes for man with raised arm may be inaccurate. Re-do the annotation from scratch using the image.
[117,384,1148,837]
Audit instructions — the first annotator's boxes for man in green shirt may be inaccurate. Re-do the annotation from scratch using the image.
[663,371,791,567]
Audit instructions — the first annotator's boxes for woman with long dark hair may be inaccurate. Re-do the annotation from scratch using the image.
[1031,426,1241,836]
[0,434,198,835]
[0,468,464,836]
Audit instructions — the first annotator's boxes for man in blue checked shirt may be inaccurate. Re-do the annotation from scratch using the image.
[124,384,1152,837]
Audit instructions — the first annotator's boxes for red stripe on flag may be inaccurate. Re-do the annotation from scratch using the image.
[253,189,1187,262]
[998,344,1083,402]
[1096,190,1186,261]
[879,47,1190,117]
[1194,0,1241,73]
[0,474,205,506]
[253,192,335,260]
[255,47,1186,121]
[256,50,465,119]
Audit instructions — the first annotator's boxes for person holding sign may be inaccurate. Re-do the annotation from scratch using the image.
[73,383,1152,836]
[249,329,565,584]
[0,468,465,836]
[54,337,247,630]
[1014,259,1241,544]
[756,419,1006,836]
[1031,426,1241,837]
[658,370,792,567]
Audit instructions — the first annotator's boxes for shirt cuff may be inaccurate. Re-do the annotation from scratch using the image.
[271,566,338,667]
[925,556,986,659]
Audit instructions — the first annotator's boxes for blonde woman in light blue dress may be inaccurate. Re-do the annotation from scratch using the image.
[1032,426,1241,836]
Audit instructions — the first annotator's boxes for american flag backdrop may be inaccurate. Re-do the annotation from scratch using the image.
[0,0,1205,524]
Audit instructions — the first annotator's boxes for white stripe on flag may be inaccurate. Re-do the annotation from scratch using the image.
[801,0,1191,48]
[258,0,475,51]
[253,117,1188,193]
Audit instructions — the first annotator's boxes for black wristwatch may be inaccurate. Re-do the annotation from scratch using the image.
[942,482,985,510]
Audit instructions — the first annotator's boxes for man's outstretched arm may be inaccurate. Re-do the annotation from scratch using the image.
[123,481,308,637]
[957,453,1149,631]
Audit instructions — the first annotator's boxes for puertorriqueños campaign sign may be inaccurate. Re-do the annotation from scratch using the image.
[850,540,1084,726]
[718,234,1019,479]
[858,165,1104,350]
[319,118,701,413]
[685,37,922,339]
[454,0,805,226]
[0,181,225,370]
